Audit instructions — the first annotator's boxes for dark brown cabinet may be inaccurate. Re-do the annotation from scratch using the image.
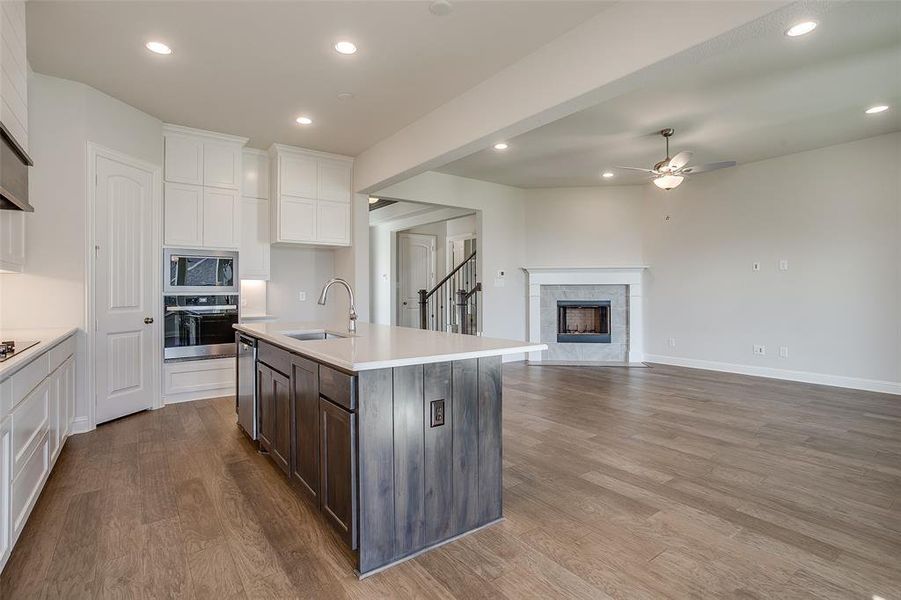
[319,397,357,549]
[290,356,320,500]
[257,361,291,476]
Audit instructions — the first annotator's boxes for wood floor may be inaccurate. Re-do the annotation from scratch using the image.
[2,363,900,599]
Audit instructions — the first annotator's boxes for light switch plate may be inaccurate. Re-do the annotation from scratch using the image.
[779,260,789,271]
[298,291,306,301]
[752,262,761,272]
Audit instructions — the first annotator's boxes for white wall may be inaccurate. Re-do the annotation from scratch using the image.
[522,186,645,267]
[377,172,527,351]
[267,246,346,323]
[0,73,164,425]
[642,133,900,391]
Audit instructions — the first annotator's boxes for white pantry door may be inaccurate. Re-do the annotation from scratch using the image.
[397,233,436,328]
[94,154,157,424]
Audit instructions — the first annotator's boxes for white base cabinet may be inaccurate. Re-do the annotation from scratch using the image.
[0,333,76,575]
[269,144,352,247]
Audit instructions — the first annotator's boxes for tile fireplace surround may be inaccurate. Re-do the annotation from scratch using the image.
[523,266,647,364]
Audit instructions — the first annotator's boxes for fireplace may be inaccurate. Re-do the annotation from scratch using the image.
[557,301,611,343]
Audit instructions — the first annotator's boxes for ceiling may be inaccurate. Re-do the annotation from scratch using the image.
[26,1,610,155]
[437,1,901,188]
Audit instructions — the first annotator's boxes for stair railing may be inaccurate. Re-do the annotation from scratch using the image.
[418,250,480,334]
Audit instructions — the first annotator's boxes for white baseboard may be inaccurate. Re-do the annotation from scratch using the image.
[163,386,235,405]
[644,354,901,396]
[69,416,94,435]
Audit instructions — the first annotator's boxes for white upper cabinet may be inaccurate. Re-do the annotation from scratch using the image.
[202,188,240,249]
[318,160,352,203]
[1,1,28,152]
[240,149,271,279]
[280,153,318,198]
[269,144,352,247]
[242,149,269,200]
[203,141,241,190]
[164,134,204,185]
[164,183,203,247]
[163,125,247,249]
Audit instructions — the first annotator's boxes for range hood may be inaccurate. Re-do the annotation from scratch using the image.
[0,121,33,212]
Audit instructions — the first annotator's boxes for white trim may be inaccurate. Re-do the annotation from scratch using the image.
[267,142,353,163]
[162,123,249,145]
[523,266,647,363]
[644,354,901,396]
[85,143,164,433]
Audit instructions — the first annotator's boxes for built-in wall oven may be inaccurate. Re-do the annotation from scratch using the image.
[164,248,238,294]
[164,294,239,360]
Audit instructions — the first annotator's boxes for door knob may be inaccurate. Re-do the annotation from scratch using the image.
[144,317,154,324]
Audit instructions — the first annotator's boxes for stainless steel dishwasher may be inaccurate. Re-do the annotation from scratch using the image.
[236,334,258,440]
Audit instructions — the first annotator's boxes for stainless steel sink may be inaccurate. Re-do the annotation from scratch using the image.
[282,331,350,341]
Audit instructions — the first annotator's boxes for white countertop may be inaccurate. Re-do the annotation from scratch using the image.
[234,321,546,372]
[0,327,78,380]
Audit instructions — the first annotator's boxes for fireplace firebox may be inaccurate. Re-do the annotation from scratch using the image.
[557,301,611,343]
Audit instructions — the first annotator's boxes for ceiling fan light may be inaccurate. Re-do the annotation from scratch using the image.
[653,175,684,190]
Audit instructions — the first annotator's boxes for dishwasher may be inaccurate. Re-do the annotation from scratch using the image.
[236,334,258,440]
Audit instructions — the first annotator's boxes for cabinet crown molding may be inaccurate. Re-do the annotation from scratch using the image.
[268,143,353,163]
[163,123,249,146]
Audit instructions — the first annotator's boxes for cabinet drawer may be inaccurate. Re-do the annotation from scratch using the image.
[11,379,49,478]
[258,341,291,376]
[48,336,75,373]
[10,353,49,410]
[11,432,49,538]
[319,365,356,411]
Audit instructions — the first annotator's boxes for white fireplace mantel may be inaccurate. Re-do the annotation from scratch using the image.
[522,266,648,363]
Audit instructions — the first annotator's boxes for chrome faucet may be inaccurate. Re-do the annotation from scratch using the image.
[317,278,358,333]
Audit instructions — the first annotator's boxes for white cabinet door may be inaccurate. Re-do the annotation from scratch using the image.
[203,141,241,190]
[48,368,60,461]
[164,134,204,185]
[240,197,270,279]
[0,416,11,570]
[280,154,317,198]
[318,159,351,203]
[242,150,269,199]
[0,210,25,272]
[164,182,204,247]
[202,188,240,249]
[279,196,316,243]
[316,200,351,245]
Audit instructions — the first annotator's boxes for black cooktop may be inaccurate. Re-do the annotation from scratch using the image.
[0,340,40,362]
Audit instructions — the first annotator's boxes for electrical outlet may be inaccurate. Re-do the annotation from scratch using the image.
[779,259,789,271]
[298,291,306,301]
[752,262,761,272]
[430,399,446,427]
[779,345,789,359]
[753,344,766,356]
[667,337,677,348]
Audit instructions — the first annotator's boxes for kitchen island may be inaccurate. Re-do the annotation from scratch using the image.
[233,320,544,577]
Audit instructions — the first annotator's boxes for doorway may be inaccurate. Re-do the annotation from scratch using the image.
[396,232,436,328]
[88,145,162,425]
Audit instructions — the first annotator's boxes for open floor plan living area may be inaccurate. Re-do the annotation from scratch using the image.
[0,1,898,598]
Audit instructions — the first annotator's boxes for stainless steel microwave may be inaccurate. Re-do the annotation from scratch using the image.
[163,248,239,294]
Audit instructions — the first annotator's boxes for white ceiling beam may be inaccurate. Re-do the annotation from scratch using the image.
[354,0,788,194]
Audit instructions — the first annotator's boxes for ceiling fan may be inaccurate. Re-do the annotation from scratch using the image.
[617,128,736,190]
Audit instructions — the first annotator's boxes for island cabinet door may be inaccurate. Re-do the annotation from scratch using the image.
[257,364,273,453]
[319,398,357,549]
[290,357,319,500]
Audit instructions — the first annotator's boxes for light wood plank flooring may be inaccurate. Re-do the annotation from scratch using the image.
[2,363,899,599]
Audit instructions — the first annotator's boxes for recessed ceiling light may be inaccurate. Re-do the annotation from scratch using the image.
[602,172,614,178]
[865,105,889,114]
[429,0,454,16]
[145,41,172,55]
[296,116,313,125]
[493,143,508,151]
[368,196,379,204]
[785,21,817,37]
[336,92,355,102]
[335,41,357,55]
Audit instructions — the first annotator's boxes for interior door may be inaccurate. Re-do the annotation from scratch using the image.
[397,233,436,328]
[94,154,157,424]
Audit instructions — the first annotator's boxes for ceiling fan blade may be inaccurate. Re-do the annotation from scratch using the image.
[668,151,693,170]
[681,160,736,174]
[615,166,658,174]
